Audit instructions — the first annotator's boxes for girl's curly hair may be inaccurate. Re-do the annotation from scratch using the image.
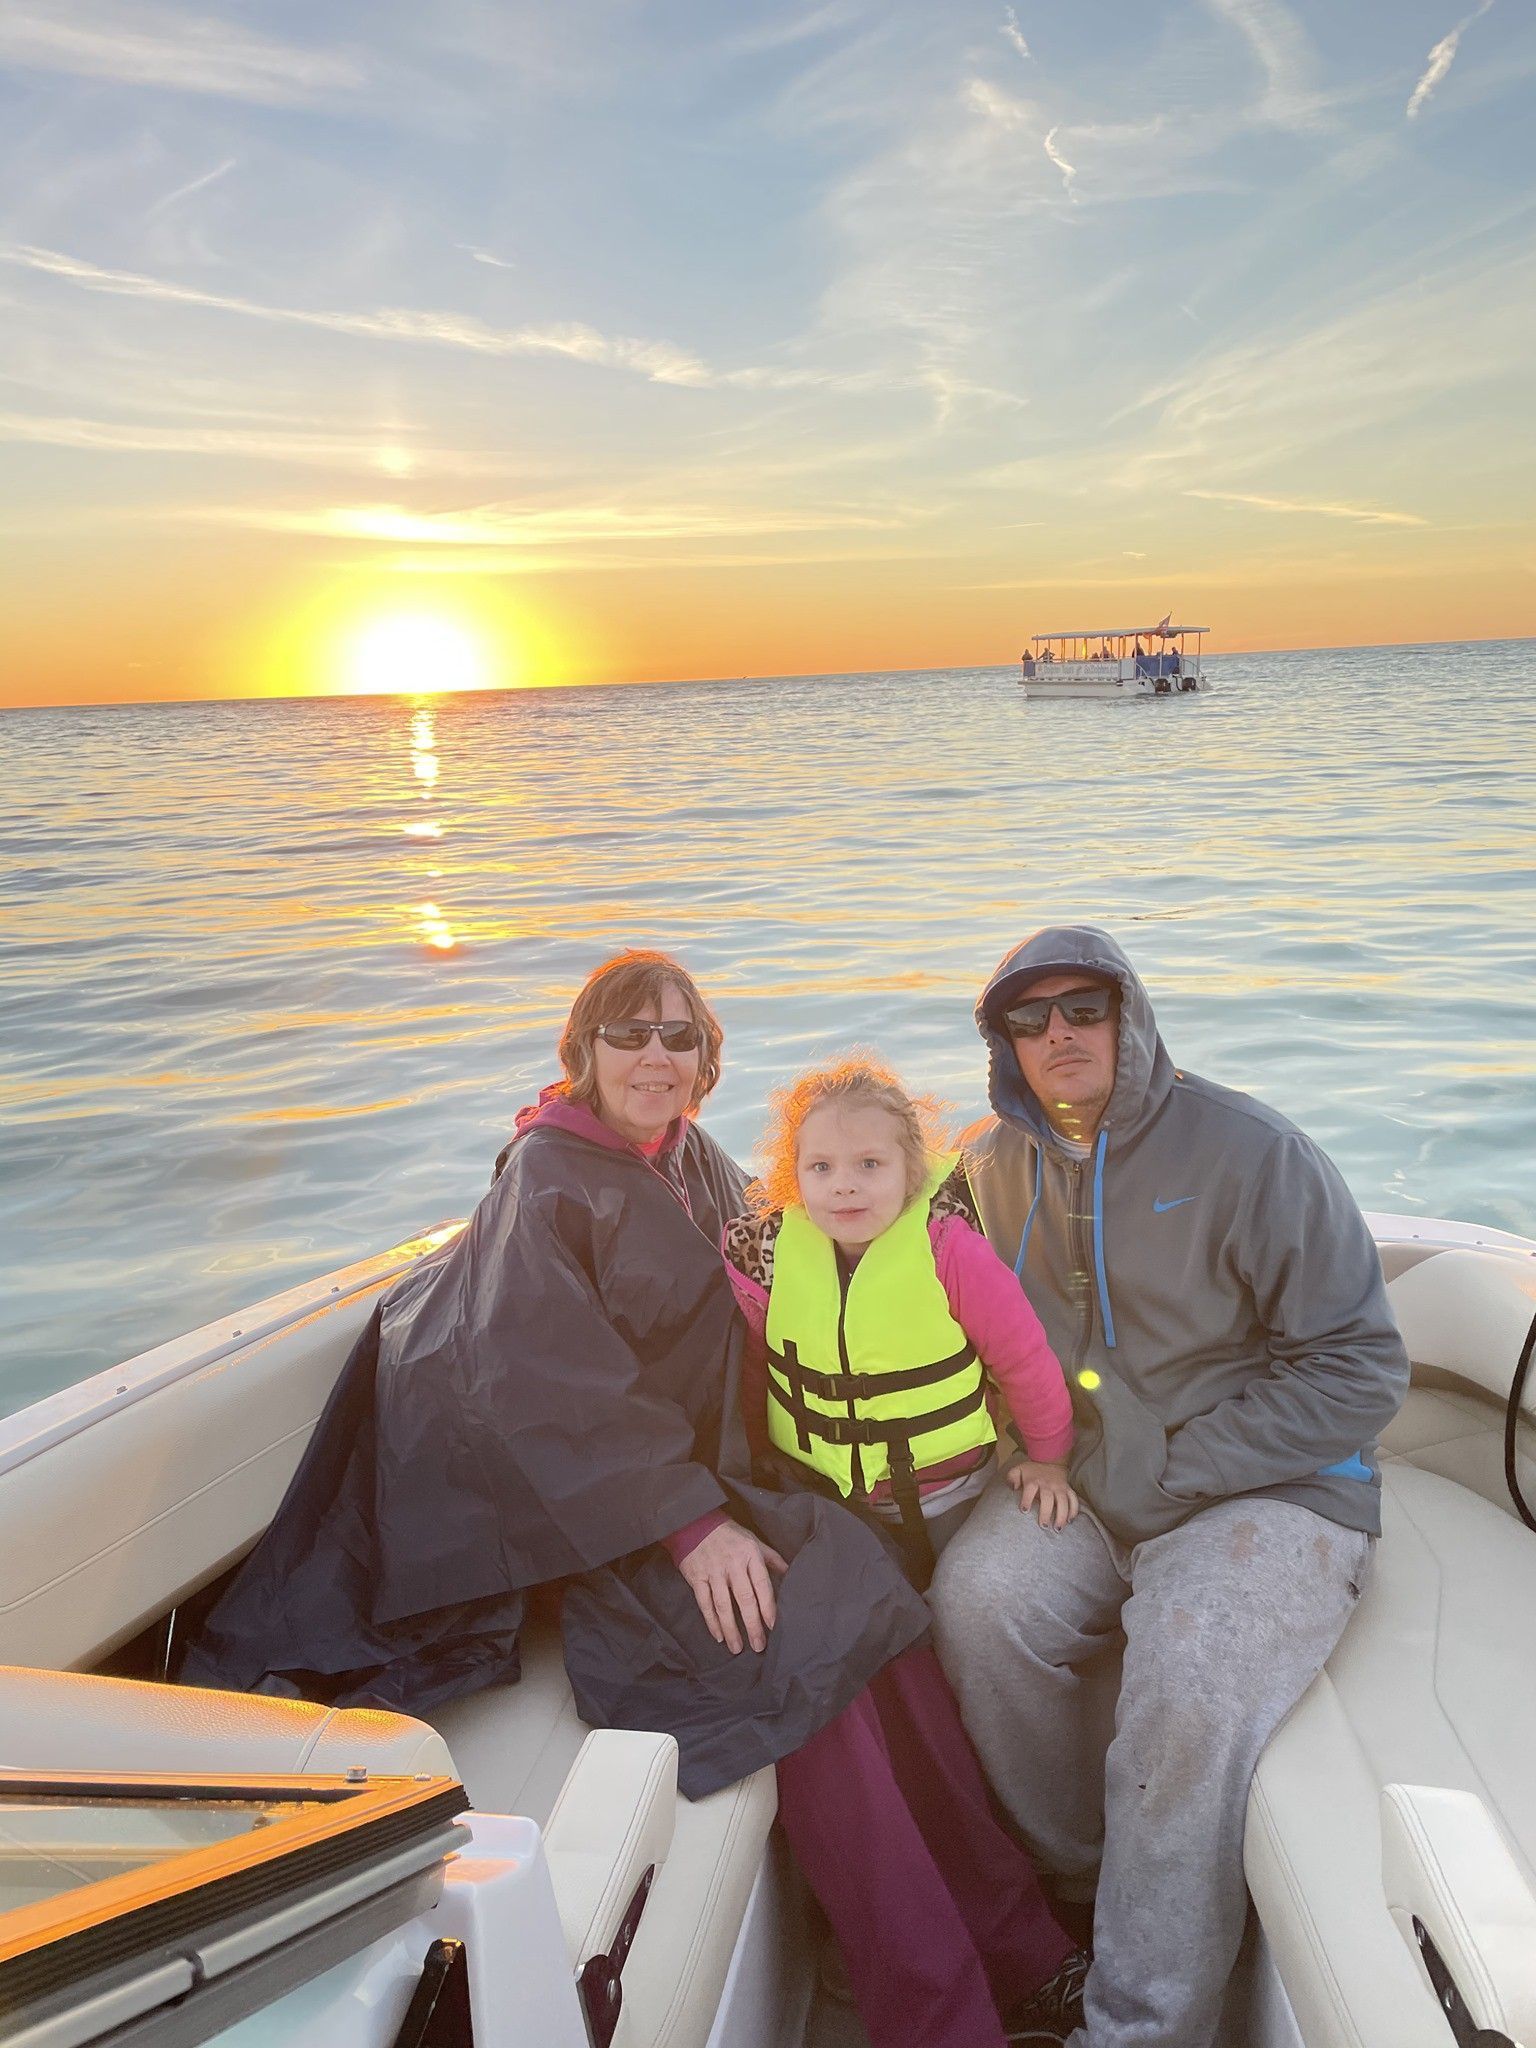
[749,1054,951,1215]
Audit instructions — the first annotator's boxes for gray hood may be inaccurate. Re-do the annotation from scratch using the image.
[976,924,1177,1149]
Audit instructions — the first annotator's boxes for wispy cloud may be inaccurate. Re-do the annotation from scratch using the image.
[717,2,877,61]
[0,3,362,107]
[1203,0,1326,130]
[1184,488,1427,526]
[1407,1,1495,119]
[0,408,503,475]
[457,244,516,271]
[2,243,892,397]
[144,158,237,219]
[1,244,716,387]
[1104,227,1536,493]
[1000,8,1031,62]
[191,500,918,548]
[1042,125,1078,200]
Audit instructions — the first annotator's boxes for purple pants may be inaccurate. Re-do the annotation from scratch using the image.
[776,1645,1074,2048]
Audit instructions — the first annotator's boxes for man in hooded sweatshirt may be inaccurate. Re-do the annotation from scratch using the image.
[930,925,1409,2048]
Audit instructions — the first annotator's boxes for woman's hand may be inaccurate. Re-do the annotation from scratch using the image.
[677,1522,789,1654]
[1006,1458,1080,1530]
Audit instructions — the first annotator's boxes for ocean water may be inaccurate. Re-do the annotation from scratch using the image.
[3,641,1534,1419]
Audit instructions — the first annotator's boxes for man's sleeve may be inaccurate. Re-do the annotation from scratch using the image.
[1152,1132,1410,1514]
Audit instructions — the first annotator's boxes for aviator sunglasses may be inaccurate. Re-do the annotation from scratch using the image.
[595,1018,704,1052]
[1003,984,1119,1038]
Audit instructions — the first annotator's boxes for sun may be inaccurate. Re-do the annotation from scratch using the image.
[342,613,492,696]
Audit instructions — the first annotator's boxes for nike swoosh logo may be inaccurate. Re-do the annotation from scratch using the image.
[1152,1196,1196,1213]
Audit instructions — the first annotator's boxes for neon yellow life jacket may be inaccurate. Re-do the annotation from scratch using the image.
[764,1156,996,1502]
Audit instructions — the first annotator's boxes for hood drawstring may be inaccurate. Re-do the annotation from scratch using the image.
[1013,1148,1045,1279]
[1014,1135,1117,1352]
[1092,1129,1117,1349]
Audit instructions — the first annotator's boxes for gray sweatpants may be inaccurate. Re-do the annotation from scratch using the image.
[929,1481,1372,2048]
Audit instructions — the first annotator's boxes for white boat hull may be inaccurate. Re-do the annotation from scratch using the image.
[1022,671,1209,700]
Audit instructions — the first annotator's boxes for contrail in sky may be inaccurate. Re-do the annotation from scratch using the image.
[146,158,236,216]
[1001,8,1031,61]
[1043,126,1078,199]
[1407,0,1494,118]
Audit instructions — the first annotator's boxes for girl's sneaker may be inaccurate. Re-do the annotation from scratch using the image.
[1003,1948,1089,2044]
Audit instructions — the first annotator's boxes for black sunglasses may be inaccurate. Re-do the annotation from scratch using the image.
[595,1018,703,1053]
[1003,985,1118,1038]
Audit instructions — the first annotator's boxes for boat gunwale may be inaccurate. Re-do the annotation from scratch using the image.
[0,1223,464,1482]
[1,1211,1529,1486]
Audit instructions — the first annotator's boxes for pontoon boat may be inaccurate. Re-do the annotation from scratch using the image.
[1020,624,1209,699]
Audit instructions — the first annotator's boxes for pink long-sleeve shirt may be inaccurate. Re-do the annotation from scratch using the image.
[666,1211,1074,1563]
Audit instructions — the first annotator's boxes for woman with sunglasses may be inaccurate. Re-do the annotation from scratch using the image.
[184,948,924,1745]
[183,949,1077,2048]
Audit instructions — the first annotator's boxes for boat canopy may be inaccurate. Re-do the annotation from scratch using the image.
[1031,625,1207,642]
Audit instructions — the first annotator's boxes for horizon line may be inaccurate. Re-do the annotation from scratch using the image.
[2,631,1531,715]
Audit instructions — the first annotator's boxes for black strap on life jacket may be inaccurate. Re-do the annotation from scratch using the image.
[764,1367,988,1449]
[765,1337,977,1405]
[765,1338,988,1593]
[765,1361,990,1593]
[883,1432,932,1589]
[776,1338,815,1457]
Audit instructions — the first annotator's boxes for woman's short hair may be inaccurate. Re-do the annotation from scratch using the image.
[558,950,723,1113]
[750,1055,950,1215]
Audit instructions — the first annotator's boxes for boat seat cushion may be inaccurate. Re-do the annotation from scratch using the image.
[1245,1463,1536,2048]
[0,1663,454,1778]
[431,1618,781,2048]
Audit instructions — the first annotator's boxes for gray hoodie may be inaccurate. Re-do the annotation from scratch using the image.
[964,926,1409,1544]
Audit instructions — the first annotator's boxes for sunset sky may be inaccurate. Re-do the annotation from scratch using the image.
[2,0,1533,707]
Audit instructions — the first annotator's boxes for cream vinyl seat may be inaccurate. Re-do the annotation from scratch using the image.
[430,1626,788,2048]
[1241,1236,1536,2048]
[0,1662,455,1780]
[1246,1463,1536,2047]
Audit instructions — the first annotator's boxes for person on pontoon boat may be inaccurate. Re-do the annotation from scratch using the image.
[931,925,1412,2048]
[179,951,1085,2048]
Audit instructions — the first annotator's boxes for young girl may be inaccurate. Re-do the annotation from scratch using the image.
[724,1056,1078,1586]
[714,1057,1089,2046]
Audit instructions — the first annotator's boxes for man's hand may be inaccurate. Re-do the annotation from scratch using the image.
[1006,1458,1080,1530]
[677,1522,789,1654]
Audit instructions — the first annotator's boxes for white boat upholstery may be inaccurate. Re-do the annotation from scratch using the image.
[1376,1243,1536,1514]
[1245,1463,1536,2048]
[1381,1783,1536,2047]
[0,1662,455,1778]
[432,1623,785,2048]
[541,1728,679,1970]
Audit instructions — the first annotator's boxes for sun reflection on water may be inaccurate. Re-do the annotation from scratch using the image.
[410,707,439,793]
[402,699,458,950]
[416,901,457,951]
